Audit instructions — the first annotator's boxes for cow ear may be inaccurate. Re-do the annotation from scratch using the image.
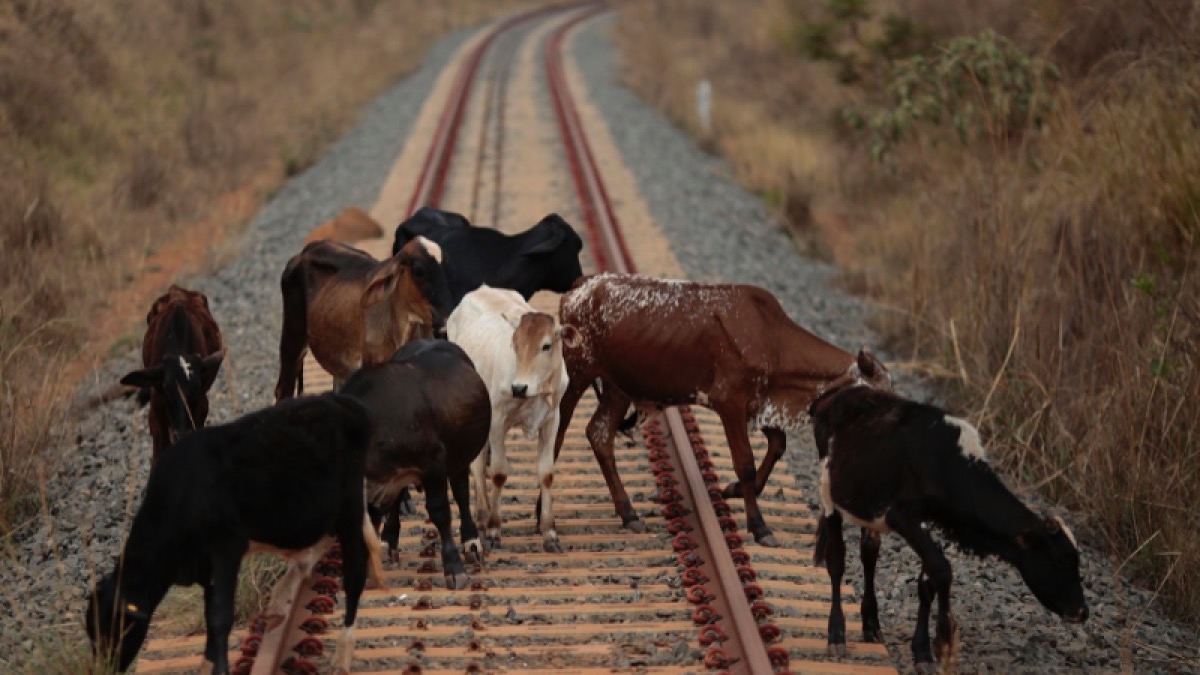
[559,324,581,348]
[521,215,567,256]
[120,366,164,389]
[199,349,225,377]
[500,304,527,329]
[362,262,400,308]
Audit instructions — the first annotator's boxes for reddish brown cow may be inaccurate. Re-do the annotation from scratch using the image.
[555,273,891,546]
[120,285,225,464]
[274,236,453,400]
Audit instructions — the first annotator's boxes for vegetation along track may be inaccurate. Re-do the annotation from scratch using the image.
[133,5,894,674]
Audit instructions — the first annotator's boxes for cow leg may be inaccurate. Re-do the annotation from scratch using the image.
[470,448,491,548]
[888,510,956,672]
[723,427,786,499]
[587,388,641,532]
[424,459,469,590]
[482,421,510,550]
[380,500,403,562]
[396,487,417,516]
[821,512,847,657]
[912,572,937,674]
[716,406,777,546]
[264,540,332,628]
[201,549,241,675]
[333,500,368,675]
[860,528,884,642]
[536,408,561,553]
[552,378,589,463]
[450,468,483,564]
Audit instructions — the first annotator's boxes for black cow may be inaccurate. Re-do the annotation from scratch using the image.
[392,207,584,306]
[808,384,1088,673]
[86,394,381,675]
[340,338,491,590]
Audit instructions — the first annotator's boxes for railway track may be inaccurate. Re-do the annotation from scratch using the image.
[133,5,897,674]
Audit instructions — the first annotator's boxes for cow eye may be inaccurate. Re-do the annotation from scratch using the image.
[541,343,551,352]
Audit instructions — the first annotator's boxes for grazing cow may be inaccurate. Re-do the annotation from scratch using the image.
[274,236,452,401]
[119,285,225,464]
[447,286,576,553]
[304,206,386,245]
[809,384,1088,672]
[392,207,584,306]
[340,339,491,589]
[86,394,384,675]
[555,273,892,546]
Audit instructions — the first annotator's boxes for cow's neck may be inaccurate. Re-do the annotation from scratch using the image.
[934,461,1043,562]
[362,301,411,364]
[757,337,855,430]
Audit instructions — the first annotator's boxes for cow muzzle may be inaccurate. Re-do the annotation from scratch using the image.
[511,384,529,398]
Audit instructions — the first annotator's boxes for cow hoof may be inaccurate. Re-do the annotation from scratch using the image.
[624,518,647,534]
[722,482,743,498]
[862,626,884,643]
[445,572,471,590]
[387,547,400,564]
[485,533,502,551]
[756,532,781,548]
[826,642,846,658]
[914,662,938,675]
[543,538,563,554]
[464,539,485,564]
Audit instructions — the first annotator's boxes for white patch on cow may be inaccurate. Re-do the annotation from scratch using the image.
[818,456,834,517]
[944,416,986,461]
[1053,515,1078,548]
[694,391,711,407]
[416,235,443,263]
[754,399,807,431]
[178,356,192,380]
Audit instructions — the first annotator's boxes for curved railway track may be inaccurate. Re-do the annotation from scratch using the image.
[133,5,896,674]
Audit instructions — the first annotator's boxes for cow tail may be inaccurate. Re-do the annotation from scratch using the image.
[276,254,309,400]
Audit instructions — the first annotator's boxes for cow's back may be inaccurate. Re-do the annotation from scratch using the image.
[343,340,490,475]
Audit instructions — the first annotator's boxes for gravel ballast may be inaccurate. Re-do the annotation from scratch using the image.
[4,11,1198,675]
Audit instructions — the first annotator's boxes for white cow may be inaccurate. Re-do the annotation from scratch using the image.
[447,285,577,553]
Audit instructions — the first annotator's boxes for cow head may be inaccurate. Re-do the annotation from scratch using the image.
[364,236,453,337]
[519,214,584,293]
[87,570,152,672]
[120,350,225,447]
[391,206,472,256]
[507,311,579,398]
[1011,515,1089,624]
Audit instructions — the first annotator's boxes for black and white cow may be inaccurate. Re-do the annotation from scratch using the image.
[392,207,584,306]
[808,384,1088,673]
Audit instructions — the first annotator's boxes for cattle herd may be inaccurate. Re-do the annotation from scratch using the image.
[85,207,1088,674]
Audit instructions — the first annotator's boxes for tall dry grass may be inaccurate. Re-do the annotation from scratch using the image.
[0,0,549,534]
[616,0,1200,624]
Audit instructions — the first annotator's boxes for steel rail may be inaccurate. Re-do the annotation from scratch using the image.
[543,9,778,675]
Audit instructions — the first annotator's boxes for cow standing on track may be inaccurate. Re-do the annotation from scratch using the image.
[447,286,576,553]
[555,272,892,546]
[120,285,225,464]
[340,339,491,589]
[392,207,584,306]
[274,236,452,400]
[808,384,1088,672]
[86,394,382,675]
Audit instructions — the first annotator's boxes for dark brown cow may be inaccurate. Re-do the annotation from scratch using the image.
[274,236,453,400]
[555,273,891,546]
[120,285,224,464]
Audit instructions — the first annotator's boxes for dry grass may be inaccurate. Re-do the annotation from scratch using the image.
[617,0,1200,625]
[0,0,550,532]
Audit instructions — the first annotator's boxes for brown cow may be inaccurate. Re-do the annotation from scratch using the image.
[274,236,453,400]
[120,285,225,464]
[555,273,892,546]
[304,206,386,245]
